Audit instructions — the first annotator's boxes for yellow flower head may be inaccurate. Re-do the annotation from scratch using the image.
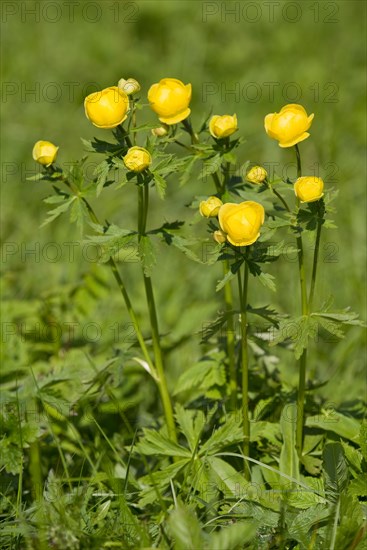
[213,230,227,244]
[246,165,268,184]
[218,201,265,247]
[118,77,141,95]
[32,140,59,166]
[209,114,238,139]
[199,196,223,218]
[148,78,192,125]
[123,146,152,173]
[264,104,314,148]
[84,86,129,129]
[151,126,169,137]
[294,176,324,203]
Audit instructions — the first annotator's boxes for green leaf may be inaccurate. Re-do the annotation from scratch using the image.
[306,412,360,442]
[175,404,205,453]
[138,460,189,507]
[138,235,156,276]
[288,504,330,547]
[216,258,244,292]
[199,154,222,179]
[136,429,191,458]
[359,420,367,460]
[94,160,111,197]
[208,520,258,549]
[168,504,204,550]
[348,473,367,496]
[205,456,249,498]
[173,360,226,396]
[179,155,200,187]
[199,415,243,455]
[41,196,75,227]
[279,403,300,490]
[323,442,349,502]
[152,171,167,199]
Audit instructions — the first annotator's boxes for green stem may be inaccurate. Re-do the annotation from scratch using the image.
[237,254,250,480]
[223,260,237,410]
[308,210,323,311]
[77,192,156,376]
[182,118,199,144]
[137,182,177,443]
[294,145,309,458]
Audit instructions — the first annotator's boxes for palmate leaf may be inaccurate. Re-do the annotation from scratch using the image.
[306,411,360,442]
[208,520,258,550]
[199,153,222,179]
[84,224,137,263]
[94,159,111,197]
[270,316,318,358]
[199,415,243,455]
[40,195,76,227]
[200,310,238,343]
[168,503,205,550]
[138,459,190,507]
[216,258,244,292]
[135,429,191,458]
[138,235,156,276]
[174,404,206,453]
[173,359,226,396]
[205,456,249,498]
[288,504,330,547]
[279,403,300,490]
[151,171,167,199]
[323,442,349,502]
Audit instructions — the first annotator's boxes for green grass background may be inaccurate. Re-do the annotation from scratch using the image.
[1,0,366,402]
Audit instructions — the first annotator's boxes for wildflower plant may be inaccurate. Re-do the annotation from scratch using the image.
[19,77,367,548]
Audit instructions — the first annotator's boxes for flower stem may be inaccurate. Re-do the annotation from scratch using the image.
[81,196,156,376]
[182,118,199,144]
[294,144,309,458]
[308,208,323,311]
[137,181,177,443]
[223,260,237,410]
[238,253,250,479]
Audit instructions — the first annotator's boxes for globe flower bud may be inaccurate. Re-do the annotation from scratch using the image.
[294,176,324,203]
[246,166,268,184]
[199,196,223,218]
[151,126,168,137]
[123,146,152,173]
[32,140,59,166]
[213,230,227,244]
[218,201,265,247]
[209,114,238,139]
[118,77,141,95]
[148,78,192,125]
[84,86,129,129]
[264,104,314,148]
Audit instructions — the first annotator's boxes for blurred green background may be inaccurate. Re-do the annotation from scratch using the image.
[1,0,366,402]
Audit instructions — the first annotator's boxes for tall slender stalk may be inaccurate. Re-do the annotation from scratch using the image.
[213,161,237,410]
[137,181,177,442]
[309,209,323,311]
[238,252,250,480]
[294,144,309,458]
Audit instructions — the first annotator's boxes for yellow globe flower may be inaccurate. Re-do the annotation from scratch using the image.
[151,126,169,137]
[84,86,129,129]
[294,176,324,203]
[123,146,152,173]
[264,104,314,148]
[213,230,227,244]
[32,140,59,166]
[117,77,141,95]
[209,114,238,139]
[148,78,192,125]
[218,201,265,247]
[199,196,223,218]
[246,166,268,184]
